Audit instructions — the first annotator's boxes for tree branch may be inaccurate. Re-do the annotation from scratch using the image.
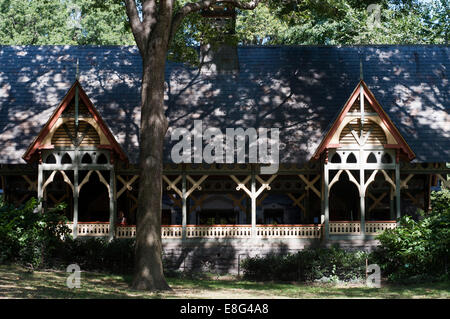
[124,0,146,54]
[223,0,261,10]
[168,0,261,45]
[142,0,157,45]
[169,0,218,45]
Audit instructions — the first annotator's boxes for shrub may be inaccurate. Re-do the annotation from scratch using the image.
[0,197,70,268]
[241,247,369,282]
[371,189,450,282]
[51,237,136,274]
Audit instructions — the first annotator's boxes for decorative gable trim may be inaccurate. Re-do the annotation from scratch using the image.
[23,80,128,163]
[312,80,415,161]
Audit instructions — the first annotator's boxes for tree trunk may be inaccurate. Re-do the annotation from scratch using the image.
[131,44,170,291]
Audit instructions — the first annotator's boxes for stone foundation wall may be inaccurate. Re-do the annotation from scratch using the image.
[162,238,381,274]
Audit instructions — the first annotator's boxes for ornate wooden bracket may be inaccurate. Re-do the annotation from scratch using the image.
[329,170,361,196]
[400,174,414,189]
[298,175,321,198]
[42,170,74,193]
[162,175,208,199]
[256,193,268,207]
[436,174,450,188]
[167,193,182,208]
[116,175,139,198]
[22,175,37,191]
[78,170,109,193]
[405,191,422,208]
[227,193,247,212]
[230,174,277,199]
[368,192,387,212]
[365,169,396,192]
[287,192,306,213]
[190,194,207,211]
[162,175,183,198]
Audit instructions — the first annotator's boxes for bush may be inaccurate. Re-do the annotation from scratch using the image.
[241,247,369,282]
[51,237,136,274]
[371,189,450,282]
[0,197,70,268]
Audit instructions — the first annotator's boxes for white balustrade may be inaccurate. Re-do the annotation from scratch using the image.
[186,225,252,238]
[162,226,183,238]
[329,221,361,234]
[64,221,395,239]
[72,222,110,236]
[365,221,397,235]
[256,225,323,238]
[116,225,137,238]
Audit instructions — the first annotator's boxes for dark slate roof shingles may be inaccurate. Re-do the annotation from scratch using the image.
[0,45,448,164]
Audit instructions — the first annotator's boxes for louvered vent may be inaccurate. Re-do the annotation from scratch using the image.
[61,99,91,118]
[51,121,100,147]
[348,96,376,113]
[339,119,387,145]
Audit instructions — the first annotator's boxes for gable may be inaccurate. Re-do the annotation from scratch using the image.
[22,80,127,163]
[313,80,416,161]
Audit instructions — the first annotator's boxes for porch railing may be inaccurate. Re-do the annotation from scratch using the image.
[75,222,110,237]
[186,225,252,238]
[329,221,397,235]
[66,221,395,239]
[256,225,322,238]
[365,221,397,235]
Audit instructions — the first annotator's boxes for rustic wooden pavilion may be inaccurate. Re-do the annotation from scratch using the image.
[0,45,448,272]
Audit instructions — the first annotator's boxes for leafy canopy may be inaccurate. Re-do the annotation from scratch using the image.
[1,0,447,48]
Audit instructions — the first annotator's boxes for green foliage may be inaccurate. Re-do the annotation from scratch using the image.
[53,237,135,274]
[1,0,446,51]
[72,0,135,45]
[0,197,70,268]
[241,247,369,282]
[236,0,448,45]
[0,0,78,45]
[0,0,134,45]
[372,189,450,283]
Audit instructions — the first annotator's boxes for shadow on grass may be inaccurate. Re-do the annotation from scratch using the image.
[1,264,448,299]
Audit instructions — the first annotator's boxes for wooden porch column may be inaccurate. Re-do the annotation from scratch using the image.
[251,170,256,238]
[323,163,329,240]
[360,168,366,237]
[37,165,43,213]
[73,155,79,239]
[108,168,116,240]
[389,189,395,220]
[395,163,401,219]
[181,172,187,241]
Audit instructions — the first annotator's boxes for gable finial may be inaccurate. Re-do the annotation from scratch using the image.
[359,49,364,81]
[76,58,79,81]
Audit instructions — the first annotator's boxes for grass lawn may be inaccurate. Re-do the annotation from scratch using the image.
[0,264,448,299]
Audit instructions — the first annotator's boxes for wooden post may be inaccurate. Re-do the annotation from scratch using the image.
[389,189,395,220]
[323,164,329,240]
[108,169,116,241]
[360,166,366,237]
[395,163,401,220]
[73,161,79,239]
[37,165,43,213]
[251,170,256,238]
[181,172,187,240]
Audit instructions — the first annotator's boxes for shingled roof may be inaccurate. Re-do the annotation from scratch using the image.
[0,45,448,164]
